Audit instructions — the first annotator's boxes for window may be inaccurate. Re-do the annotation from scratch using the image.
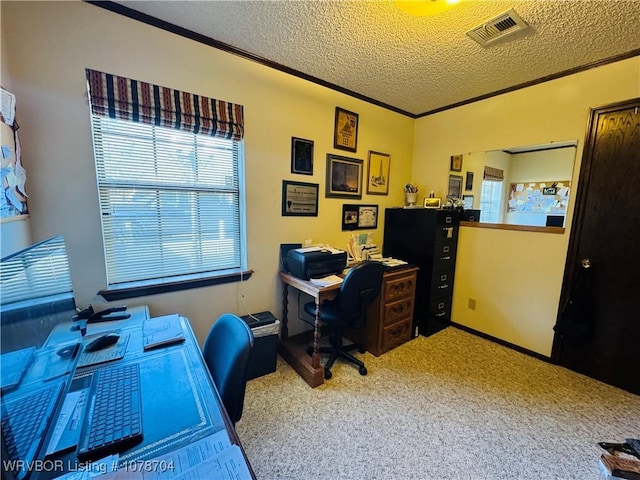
[86,69,247,299]
[479,179,503,223]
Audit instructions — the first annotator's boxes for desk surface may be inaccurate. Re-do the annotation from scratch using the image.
[41,306,255,478]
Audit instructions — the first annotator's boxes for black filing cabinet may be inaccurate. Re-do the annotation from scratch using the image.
[382,208,460,337]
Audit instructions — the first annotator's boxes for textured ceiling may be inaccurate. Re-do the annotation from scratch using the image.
[112,0,640,117]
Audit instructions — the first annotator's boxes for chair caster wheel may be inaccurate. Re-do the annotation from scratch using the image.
[358,345,366,354]
[324,368,333,380]
[359,366,367,376]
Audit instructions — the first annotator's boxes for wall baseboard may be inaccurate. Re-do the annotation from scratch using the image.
[450,322,553,364]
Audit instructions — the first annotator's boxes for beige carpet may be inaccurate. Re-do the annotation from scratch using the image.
[236,327,639,480]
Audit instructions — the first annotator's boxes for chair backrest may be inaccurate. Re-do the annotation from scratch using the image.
[337,261,386,328]
[202,313,254,424]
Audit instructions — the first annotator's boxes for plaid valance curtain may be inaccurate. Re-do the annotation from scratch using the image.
[86,69,244,141]
[484,166,504,181]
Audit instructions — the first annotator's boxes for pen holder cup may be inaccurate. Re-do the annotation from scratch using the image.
[405,192,418,207]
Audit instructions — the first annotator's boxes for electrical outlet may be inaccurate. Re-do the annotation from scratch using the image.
[468,298,477,310]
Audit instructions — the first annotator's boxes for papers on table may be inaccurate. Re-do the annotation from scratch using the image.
[143,314,185,351]
[95,430,252,480]
[381,258,408,268]
[309,274,343,287]
[295,245,344,255]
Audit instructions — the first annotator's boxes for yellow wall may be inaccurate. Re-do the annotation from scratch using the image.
[1,1,414,342]
[3,1,639,354]
[413,57,640,356]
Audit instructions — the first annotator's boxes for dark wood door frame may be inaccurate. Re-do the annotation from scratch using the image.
[551,97,640,363]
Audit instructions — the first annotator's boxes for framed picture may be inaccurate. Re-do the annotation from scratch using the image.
[342,204,378,230]
[282,180,319,216]
[448,175,463,199]
[462,194,474,209]
[333,107,359,152]
[465,171,474,191]
[450,154,463,172]
[325,154,363,199]
[291,137,314,175]
[424,197,441,209]
[366,151,390,195]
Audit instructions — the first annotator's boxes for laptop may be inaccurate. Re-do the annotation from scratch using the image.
[1,237,81,480]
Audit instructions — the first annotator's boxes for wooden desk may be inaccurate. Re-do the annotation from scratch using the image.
[278,272,341,388]
[43,307,255,478]
[279,266,418,387]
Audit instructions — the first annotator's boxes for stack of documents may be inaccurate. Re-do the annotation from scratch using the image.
[310,275,343,287]
[143,314,185,350]
[381,258,408,268]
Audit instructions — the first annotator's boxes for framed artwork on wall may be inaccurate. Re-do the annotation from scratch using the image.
[342,204,378,230]
[366,151,390,195]
[333,107,359,152]
[325,154,363,199]
[291,137,314,175]
[282,180,319,216]
[465,171,474,190]
[448,175,463,198]
[450,154,463,172]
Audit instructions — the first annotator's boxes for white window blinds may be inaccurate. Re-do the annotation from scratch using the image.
[91,116,243,286]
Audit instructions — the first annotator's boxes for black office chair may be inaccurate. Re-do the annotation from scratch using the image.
[304,261,385,380]
[202,313,254,425]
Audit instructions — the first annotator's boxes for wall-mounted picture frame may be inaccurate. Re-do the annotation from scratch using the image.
[450,154,463,172]
[282,180,319,216]
[462,194,474,209]
[366,151,390,195]
[424,197,441,209]
[326,154,363,199]
[448,174,463,198]
[291,137,314,175]
[465,171,474,191]
[342,204,378,230]
[333,107,359,152]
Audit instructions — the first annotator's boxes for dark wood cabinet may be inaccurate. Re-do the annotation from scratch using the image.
[347,267,418,356]
[382,208,460,337]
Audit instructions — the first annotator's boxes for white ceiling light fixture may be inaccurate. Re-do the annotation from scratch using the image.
[395,0,463,17]
[466,8,530,47]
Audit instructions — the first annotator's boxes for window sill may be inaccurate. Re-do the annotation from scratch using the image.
[98,269,254,301]
[460,221,565,234]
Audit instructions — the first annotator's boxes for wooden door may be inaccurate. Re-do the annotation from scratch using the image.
[552,99,640,395]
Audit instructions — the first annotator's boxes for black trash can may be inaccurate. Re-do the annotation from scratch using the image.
[240,311,279,380]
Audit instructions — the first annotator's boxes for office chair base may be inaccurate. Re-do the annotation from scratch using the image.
[309,342,368,378]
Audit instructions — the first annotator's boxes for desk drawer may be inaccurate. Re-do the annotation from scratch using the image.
[428,296,452,321]
[432,241,457,271]
[381,319,412,352]
[430,270,454,297]
[384,273,416,302]
[383,297,414,326]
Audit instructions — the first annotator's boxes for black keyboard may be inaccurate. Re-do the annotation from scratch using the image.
[77,363,143,460]
[1,383,64,479]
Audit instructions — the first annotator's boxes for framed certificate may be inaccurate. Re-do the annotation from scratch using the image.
[282,180,319,216]
[341,204,378,230]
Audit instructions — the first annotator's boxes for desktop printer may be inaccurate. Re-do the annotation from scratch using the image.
[287,248,347,280]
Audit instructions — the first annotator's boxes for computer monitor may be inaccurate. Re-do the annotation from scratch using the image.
[1,236,80,480]
[1,236,77,354]
[545,215,565,227]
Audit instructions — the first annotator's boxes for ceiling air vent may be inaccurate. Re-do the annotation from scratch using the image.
[466,9,530,47]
